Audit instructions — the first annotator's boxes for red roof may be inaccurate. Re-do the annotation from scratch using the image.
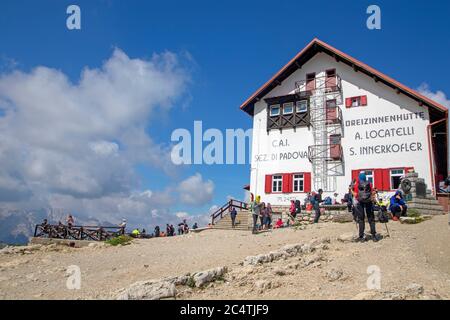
[240,38,448,117]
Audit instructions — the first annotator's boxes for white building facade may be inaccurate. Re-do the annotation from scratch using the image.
[241,39,448,205]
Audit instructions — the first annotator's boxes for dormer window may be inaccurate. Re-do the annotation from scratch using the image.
[270,104,280,116]
[283,102,294,114]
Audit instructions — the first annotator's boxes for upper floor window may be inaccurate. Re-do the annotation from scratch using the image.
[283,102,294,114]
[296,100,308,113]
[272,175,282,193]
[270,104,280,116]
[346,95,368,108]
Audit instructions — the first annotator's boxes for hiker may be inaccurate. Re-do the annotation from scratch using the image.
[289,200,296,218]
[259,202,267,229]
[389,190,407,220]
[343,185,353,213]
[266,203,273,229]
[183,219,189,234]
[332,193,340,205]
[230,206,238,228]
[312,189,324,223]
[170,224,175,236]
[251,196,262,233]
[166,224,171,236]
[131,228,140,238]
[295,199,301,214]
[274,217,284,229]
[353,172,379,242]
[66,214,74,228]
[192,222,198,230]
[154,225,160,237]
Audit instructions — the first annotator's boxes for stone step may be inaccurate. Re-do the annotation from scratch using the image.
[408,198,441,205]
[408,203,445,211]
[410,208,445,216]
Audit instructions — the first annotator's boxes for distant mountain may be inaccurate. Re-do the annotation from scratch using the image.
[0,208,115,245]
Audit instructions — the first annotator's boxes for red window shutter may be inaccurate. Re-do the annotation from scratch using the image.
[351,170,359,184]
[345,98,352,108]
[304,172,311,192]
[360,95,367,106]
[374,169,384,190]
[265,175,272,194]
[382,169,391,191]
[282,173,292,193]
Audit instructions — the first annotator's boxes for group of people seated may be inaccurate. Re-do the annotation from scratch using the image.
[129,219,199,239]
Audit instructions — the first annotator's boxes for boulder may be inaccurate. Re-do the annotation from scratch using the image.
[192,266,227,287]
[116,280,176,300]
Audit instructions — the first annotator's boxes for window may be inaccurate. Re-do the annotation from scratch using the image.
[346,96,367,108]
[364,170,374,185]
[270,104,280,116]
[390,169,405,190]
[296,100,308,113]
[283,102,294,114]
[293,174,304,192]
[272,175,282,193]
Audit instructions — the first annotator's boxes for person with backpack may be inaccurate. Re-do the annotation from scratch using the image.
[353,172,379,242]
[289,200,297,218]
[295,199,301,215]
[312,189,324,223]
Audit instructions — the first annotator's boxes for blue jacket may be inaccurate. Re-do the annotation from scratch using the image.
[389,191,406,209]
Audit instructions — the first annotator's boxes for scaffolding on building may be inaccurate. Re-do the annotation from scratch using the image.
[295,73,345,192]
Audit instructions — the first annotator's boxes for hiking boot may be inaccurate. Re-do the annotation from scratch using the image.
[355,236,366,243]
[372,234,381,242]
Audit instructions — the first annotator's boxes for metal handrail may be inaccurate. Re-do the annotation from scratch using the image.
[210,199,248,225]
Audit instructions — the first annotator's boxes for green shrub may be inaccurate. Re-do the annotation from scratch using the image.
[186,276,196,288]
[407,209,421,218]
[106,235,133,246]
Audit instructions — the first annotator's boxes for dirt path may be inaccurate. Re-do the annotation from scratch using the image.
[0,215,449,299]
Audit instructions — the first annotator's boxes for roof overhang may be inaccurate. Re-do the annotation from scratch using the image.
[240,38,448,120]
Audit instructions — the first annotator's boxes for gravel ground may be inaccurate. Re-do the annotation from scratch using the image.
[0,215,449,300]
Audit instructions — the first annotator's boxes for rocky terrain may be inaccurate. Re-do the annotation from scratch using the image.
[0,215,449,300]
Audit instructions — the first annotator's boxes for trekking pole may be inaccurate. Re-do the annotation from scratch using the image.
[384,222,390,238]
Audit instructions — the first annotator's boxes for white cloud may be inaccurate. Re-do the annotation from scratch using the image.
[0,48,189,201]
[177,173,214,205]
[417,83,450,108]
[0,48,213,230]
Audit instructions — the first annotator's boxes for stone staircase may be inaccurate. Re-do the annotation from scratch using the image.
[212,210,252,231]
[407,197,445,215]
[402,172,445,215]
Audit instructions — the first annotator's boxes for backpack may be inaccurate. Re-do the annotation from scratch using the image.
[310,192,317,205]
[357,181,372,203]
[378,206,389,223]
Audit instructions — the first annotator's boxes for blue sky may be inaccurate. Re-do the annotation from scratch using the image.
[0,0,449,230]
